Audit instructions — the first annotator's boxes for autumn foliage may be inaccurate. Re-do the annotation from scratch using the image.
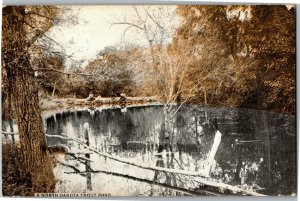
[78,5,295,115]
[2,5,296,116]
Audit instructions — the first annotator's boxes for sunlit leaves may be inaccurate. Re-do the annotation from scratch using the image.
[172,5,295,115]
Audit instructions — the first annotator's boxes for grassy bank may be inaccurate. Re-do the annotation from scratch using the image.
[2,143,66,196]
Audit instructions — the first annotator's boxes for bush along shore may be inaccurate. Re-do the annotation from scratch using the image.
[2,143,63,196]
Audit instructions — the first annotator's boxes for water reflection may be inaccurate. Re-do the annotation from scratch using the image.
[45,105,296,196]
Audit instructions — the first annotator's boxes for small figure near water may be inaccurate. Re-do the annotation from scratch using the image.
[120,93,126,101]
[85,92,95,101]
[119,92,126,108]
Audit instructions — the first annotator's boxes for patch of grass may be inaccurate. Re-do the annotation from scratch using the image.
[2,143,34,196]
[2,143,60,196]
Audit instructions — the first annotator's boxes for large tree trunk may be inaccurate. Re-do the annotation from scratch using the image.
[2,6,55,193]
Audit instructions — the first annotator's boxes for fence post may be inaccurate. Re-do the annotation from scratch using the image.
[84,123,92,191]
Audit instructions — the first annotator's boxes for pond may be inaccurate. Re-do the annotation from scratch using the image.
[43,104,296,196]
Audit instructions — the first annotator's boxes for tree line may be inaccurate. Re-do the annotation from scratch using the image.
[34,5,295,115]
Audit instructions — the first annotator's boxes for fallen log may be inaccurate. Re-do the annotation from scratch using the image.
[67,153,94,163]
[45,134,69,140]
[64,170,221,196]
[58,161,81,173]
[193,177,265,196]
[67,151,94,155]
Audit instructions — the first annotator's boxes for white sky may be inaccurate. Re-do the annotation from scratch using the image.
[47,5,178,68]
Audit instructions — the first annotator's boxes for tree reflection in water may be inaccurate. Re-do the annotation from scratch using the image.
[44,105,296,196]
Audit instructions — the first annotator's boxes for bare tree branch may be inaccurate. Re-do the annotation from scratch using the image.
[111,22,144,31]
[145,9,163,30]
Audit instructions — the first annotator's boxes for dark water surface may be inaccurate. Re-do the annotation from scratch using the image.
[44,105,296,196]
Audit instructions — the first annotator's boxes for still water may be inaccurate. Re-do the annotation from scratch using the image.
[44,105,296,196]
